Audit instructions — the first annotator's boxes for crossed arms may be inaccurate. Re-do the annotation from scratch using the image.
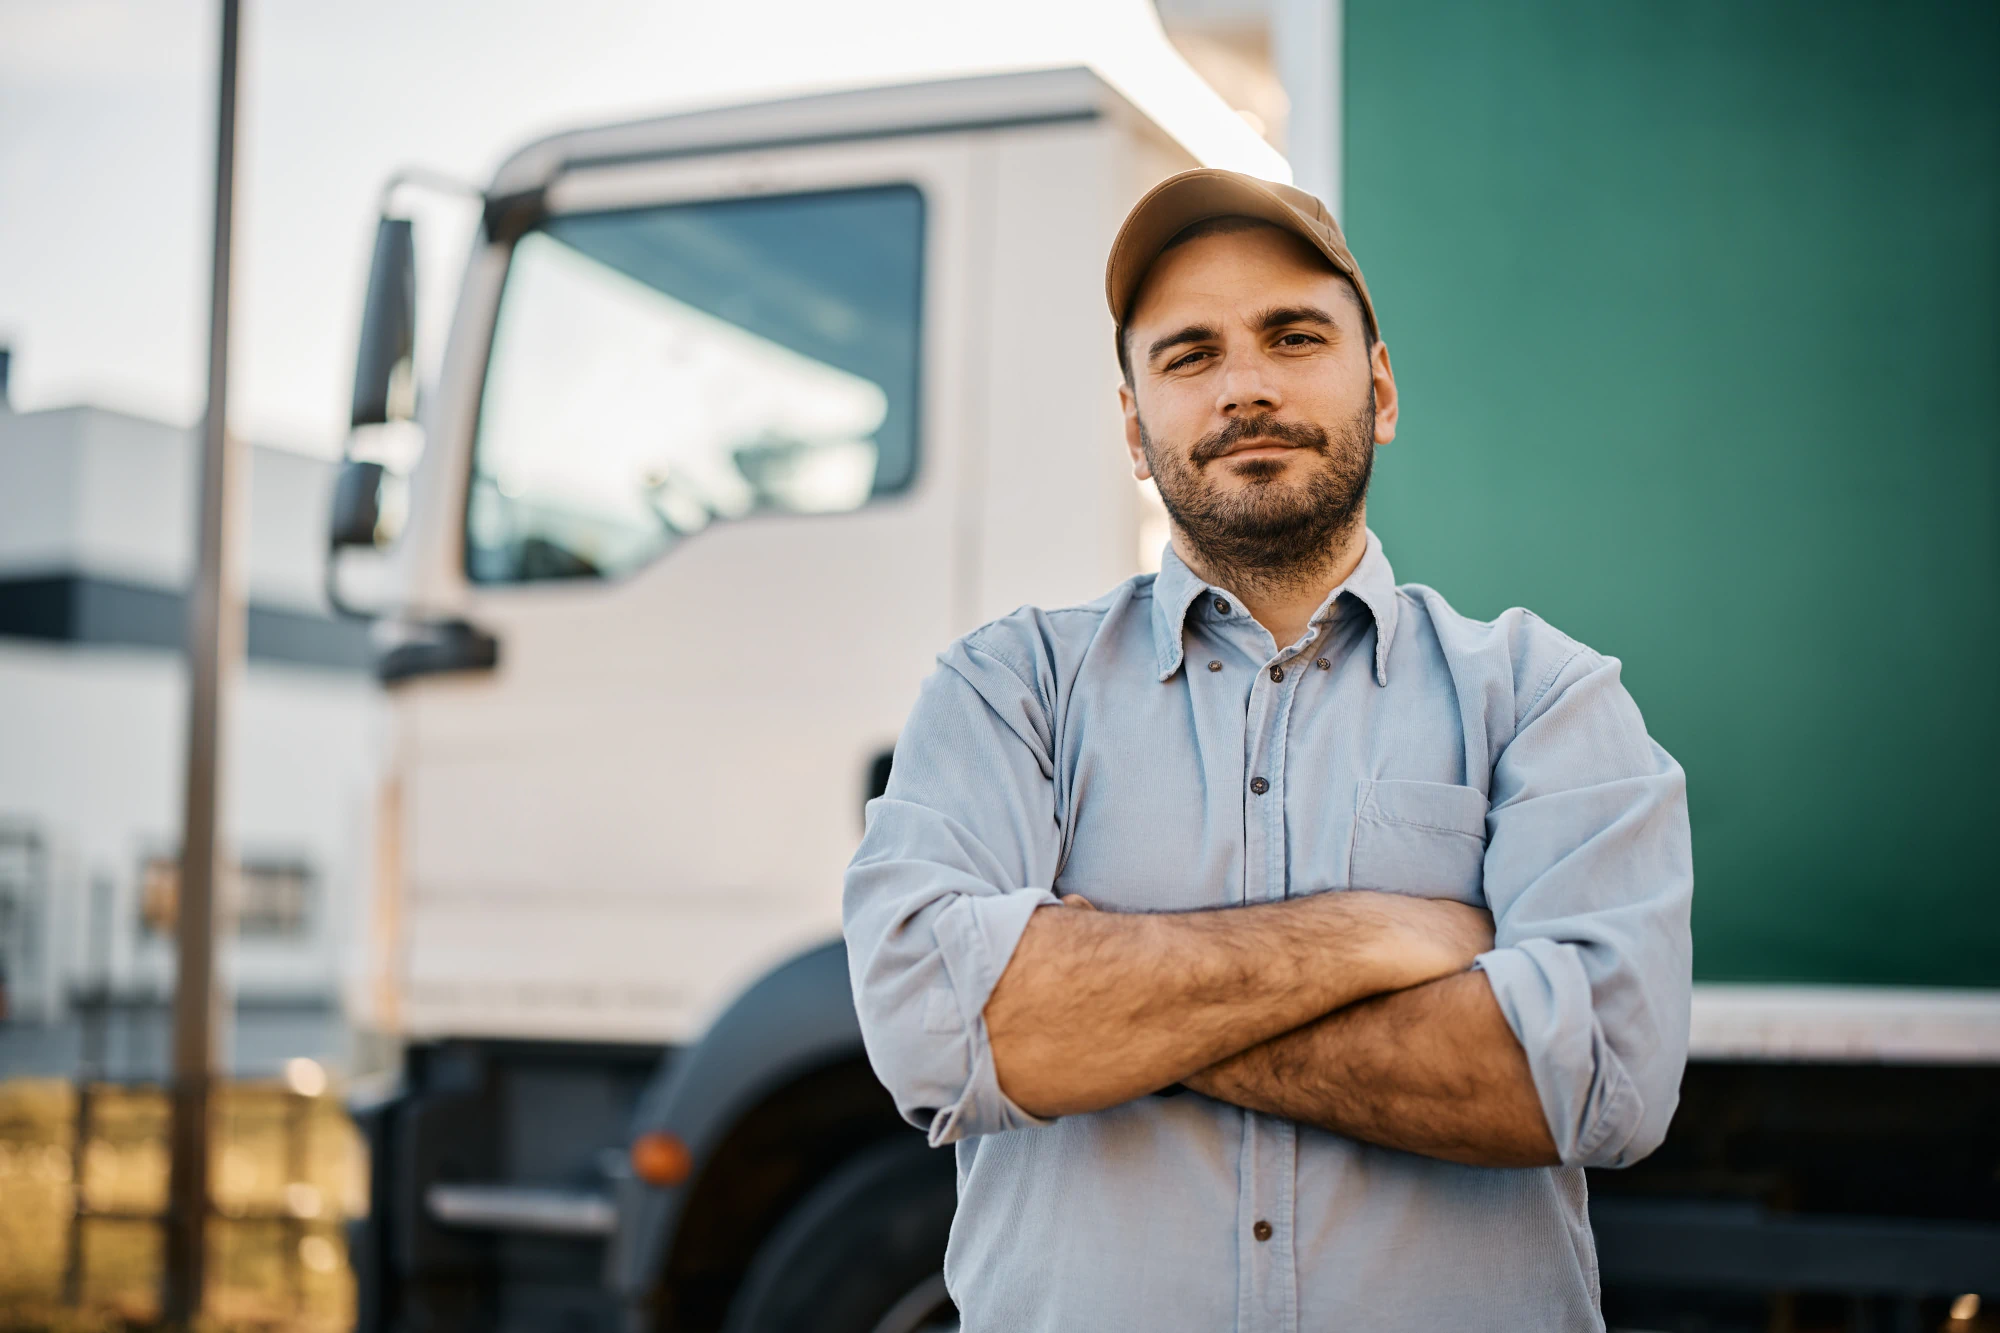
[843,629,1693,1169]
[985,890,1560,1167]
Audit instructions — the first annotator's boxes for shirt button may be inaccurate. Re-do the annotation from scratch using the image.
[1316,657,1331,670]
[1269,665,1284,682]
[1253,1220,1273,1242]
[1207,660,1223,672]
[1249,776,1269,795]
[1214,597,1231,615]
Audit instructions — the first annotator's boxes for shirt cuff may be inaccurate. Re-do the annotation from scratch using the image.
[1476,939,1643,1166]
[924,887,1061,1146]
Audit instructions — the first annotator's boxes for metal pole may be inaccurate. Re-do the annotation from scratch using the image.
[63,1078,90,1306]
[1273,0,1345,218]
[163,0,243,1321]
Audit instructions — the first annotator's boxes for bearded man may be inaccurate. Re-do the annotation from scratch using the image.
[843,170,1693,1332]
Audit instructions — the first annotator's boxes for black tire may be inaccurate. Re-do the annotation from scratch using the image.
[723,1135,959,1333]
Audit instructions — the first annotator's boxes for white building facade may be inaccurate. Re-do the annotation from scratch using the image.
[0,402,382,1076]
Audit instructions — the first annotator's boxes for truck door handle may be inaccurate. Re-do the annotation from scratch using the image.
[377,617,501,685]
[862,750,894,827]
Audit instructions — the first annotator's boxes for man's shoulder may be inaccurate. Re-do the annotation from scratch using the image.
[947,573,1157,691]
[1394,580,1607,720]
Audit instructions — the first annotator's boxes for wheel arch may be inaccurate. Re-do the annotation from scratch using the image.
[610,939,916,1328]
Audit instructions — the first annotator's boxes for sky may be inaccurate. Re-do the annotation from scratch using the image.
[0,0,1279,456]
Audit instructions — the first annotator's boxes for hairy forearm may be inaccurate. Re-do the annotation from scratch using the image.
[986,892,1489,1118]
[1183,970,1558,1168]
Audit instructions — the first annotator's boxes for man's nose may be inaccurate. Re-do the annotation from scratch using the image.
[1214,357,1282,415]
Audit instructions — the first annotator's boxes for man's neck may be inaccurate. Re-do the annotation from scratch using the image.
[1171,519,1369,649]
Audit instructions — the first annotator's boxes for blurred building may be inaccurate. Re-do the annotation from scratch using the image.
[0,395,382,1078]
[1155,0,1289,146]
[1157,0,1341,212]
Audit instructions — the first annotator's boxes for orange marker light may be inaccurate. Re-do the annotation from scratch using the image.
[630,1131,692,1187]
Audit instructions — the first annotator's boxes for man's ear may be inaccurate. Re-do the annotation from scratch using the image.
[1119,382,1152,480]
[1370,341,1399,446]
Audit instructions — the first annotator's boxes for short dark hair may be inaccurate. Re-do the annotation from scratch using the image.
[1115,215,1375,383]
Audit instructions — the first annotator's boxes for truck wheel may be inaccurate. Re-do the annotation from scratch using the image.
[723,1135,958,1333]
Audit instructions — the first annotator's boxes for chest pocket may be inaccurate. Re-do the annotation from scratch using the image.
[1348,779,1490,905]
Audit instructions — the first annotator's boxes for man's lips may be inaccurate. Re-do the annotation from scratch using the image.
[1214,437,1300,461]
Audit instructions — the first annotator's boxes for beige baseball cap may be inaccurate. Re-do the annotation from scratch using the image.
[1105,168,1379,340]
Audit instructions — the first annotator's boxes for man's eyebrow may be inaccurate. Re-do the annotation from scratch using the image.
[1257,304,1340,331]
[1146,323,1218,363]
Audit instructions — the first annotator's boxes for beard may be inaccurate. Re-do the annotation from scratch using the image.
[1138,397,1376,599]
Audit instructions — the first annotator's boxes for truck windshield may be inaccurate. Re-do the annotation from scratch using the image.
[467,184,924,583]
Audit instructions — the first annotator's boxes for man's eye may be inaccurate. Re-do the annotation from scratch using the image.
[1167,351,1210,371]
[1277,333,1319,347]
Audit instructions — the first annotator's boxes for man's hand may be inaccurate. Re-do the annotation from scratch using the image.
[986,890,1491,1119]
[1183,969,1559,1167]
[1372,895,1495,991]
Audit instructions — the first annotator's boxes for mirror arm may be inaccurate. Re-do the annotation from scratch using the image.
[378,165,482,213]
[325,544,370,623]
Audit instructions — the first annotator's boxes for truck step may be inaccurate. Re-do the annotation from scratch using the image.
[424,1184,616,1237]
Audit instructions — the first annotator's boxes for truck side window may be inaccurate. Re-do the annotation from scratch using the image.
[466,184,924,583]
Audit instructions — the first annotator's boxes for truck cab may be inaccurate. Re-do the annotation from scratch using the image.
[331,66,1283,1333]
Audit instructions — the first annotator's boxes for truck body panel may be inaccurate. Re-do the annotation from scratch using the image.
[1344,0,2000,991]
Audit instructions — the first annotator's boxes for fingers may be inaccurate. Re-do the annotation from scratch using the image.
[1060,893,1098,910]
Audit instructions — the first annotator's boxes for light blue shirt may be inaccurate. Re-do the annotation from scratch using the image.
[843,531,1693,1332]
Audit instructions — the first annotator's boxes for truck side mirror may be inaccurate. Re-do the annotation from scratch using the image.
[351,217,416,427]
[330,459,387,549]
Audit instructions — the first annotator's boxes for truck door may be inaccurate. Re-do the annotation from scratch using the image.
[394,138,978,1048]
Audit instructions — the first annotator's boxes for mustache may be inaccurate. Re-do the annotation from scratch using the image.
[1189,414,1331,465]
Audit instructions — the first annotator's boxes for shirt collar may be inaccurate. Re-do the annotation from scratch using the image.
[1151,528,1400,687]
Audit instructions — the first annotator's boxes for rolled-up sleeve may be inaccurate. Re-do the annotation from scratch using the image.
[844,632,1063,1146]
[1474,644,1694,1169]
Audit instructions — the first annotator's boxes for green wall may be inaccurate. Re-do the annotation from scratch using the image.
[1345,0,1999,986]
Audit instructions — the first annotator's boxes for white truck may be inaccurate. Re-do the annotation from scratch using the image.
[329,59,2000,1333]
[330,66,1277,1333]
